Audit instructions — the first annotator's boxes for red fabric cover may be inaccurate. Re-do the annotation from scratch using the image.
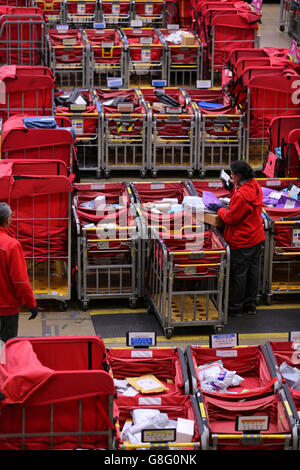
[0,227,36,315]
[0,161,72,259]
[0,340,53,404]
[0,65,55,123]
[160,28,202,65]
[268,341,300,412]
[189,345,276,399]
[102,0,130,15]
[107,348,185,396]
[122,28,163,62]
[85,29,123,64]
[1,114,76,170]
[203,392,292,450]
[48,29,84,64]
[55,89,98,135]
[218,179,265,249]
[0,337,117,450]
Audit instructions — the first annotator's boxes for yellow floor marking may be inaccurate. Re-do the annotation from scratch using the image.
[257,304,300,310]
[90,308,147,315]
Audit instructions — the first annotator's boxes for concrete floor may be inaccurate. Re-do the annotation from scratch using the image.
[17,4,299,349]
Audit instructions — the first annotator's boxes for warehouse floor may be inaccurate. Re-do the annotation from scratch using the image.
[17,3,299,350]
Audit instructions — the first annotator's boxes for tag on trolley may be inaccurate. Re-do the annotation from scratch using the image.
[126,332,156,348]
[142,428,176,443]
[210,333,238,348]
[235,415,269,432]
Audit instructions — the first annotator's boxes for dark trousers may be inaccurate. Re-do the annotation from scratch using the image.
[228,243,262,314]
[0,314,19,343]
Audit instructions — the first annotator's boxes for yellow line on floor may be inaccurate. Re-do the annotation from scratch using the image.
[257,304,300,310]
[90,309,147,315]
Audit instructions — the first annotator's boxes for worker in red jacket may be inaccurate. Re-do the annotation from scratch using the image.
[208,160,265,317]
[0,202,38,342]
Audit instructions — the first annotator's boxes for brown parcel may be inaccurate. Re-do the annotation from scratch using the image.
[204,211,225,229]
[181,31,195,46]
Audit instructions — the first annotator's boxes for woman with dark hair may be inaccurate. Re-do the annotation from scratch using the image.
[208,160,265,317]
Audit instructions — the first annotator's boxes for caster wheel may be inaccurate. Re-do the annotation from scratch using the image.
[81,301,89,312]
[279,25,285,32]
[59,301,68,312]
[129,298,137,309]
[165,328,173,339]
[140,171,147,178]
[265,294,272,306]
[199,171,206,178]
[151,171,157,178]
[96,170,102,179]
[104,171,110,179]
[215,326,223,334]
[187,171,194,178]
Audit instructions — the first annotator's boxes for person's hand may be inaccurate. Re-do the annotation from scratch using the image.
[28,306,39,320]
[208,203,222,213]
[221,179,234,191]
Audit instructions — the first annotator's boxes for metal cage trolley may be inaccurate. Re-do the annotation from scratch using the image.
[94,87,149,177]
[140,86,197,177]
[47,27,88,88]
[72,181,143,311]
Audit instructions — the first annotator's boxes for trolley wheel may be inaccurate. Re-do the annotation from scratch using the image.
[81,300,89,312]
[279,25,285,32]
[151,171,157,178]
[165,328,173,339]
[215,325,223,334]
[265,294,272,306]
[129,298,137,309]
[104,171,110,179]
[199,170,206,178]
[96,170,102,179]
[140,170,147,178]
[59,301,68,312]
[187,171,194,178]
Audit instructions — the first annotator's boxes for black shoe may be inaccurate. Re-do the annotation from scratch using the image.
[244,304,257,315]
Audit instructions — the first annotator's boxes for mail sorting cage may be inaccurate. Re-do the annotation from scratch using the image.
[99,0,131,26]
[0,336,119,450]
[72,182,143,311]
[106,346,190,399]
[116,394,202,450]
[139,87,197,177]
[0,114,78,176]
[256,178,300,305]
[0,65,56,123]
[83,27,128,88]
[194,2,261,86]
[0,6,48,66]
[196,387,298,450]
[262,115,300,179]
[136,185,230,338]
[0,160,73,309]
[34,0,67,26]
[54,89,101,175]
[158,27,203,86]
[121,27,167,86]
[264,340,300,447]
[186,341,278,397]
[288,0,300,40]
[65,0,100,26]
[232,66,300,171]
[94,88,149,178]
[129,180,193,298]
[131,0,166,27]
[47,28,88,88]
[184,88,243,177]
[280,0,292,31]
[186,178,271,304]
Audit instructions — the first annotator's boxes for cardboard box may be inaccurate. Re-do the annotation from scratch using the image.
[204,211,225,229]
[181,31,195,46]
[176,418,194,443]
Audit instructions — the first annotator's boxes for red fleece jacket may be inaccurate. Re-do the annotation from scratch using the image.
[0,227,36,315]
[217,179,265,249]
